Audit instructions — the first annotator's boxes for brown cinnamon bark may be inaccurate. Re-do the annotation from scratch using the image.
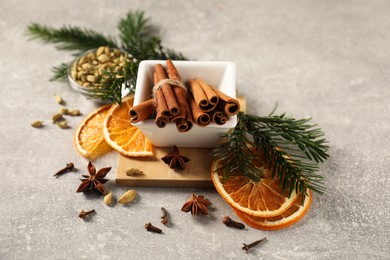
[184,100,194,131]
[155,64,179,117]
[165,59,193,132]
[209,110,227,125]
[195,78,219,112]
[188,79,208,110]
[175,101,195,132]
[165,59,181,82]
[154,70,169,128]
[211,86,240,115]
[156,112,168,128]
[129,99,156,123]
[188,95,210,127]
[166,60,187,121]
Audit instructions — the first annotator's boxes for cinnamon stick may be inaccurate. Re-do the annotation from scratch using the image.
[155,64,179,117]
[154,71,169,128]
[188,79,208,110]
[195,78,219,111]
[209,110,227,125]
[129,99,156,123]
[175,101,195,132]
[165,59,181,82]
[165,59,193,132]
[211,86,240,115]
[184,100,194,131]
[188,95,210,127]
[166,60,187,121]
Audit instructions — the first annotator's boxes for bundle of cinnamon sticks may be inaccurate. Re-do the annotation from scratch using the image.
[130,60,240,133]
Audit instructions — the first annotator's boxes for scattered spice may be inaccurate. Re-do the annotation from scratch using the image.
[52,113,64,123]
[53,162,74,177]
[76,161,111,195]
[31,120,43,128]
[118,189,137,204]
[104,191,113,206]
[54,95,65,105]
[181,194,211,216]
[59,107,69,115]
[79,209,96,219]
[144,223,162,234]
[223,216,245,229]
[125,168,144,176]
[242,238,267,253]
[68,109,81,116]
[161,145,189,170]
[56,120,69,129]
[161,207,168,225]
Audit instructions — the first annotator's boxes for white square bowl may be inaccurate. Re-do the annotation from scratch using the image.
[132,60,237,148]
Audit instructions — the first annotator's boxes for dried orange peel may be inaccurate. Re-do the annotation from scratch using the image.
[233,190,312,230]
[103,96,153,157]
[211,152,312,230]
[74,104,113,160]
[211,158,298,218]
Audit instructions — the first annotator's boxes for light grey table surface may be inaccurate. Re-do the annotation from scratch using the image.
[1,0,389,259]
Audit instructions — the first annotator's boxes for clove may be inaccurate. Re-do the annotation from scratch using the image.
[145,223,162,234]
[223,216,245,229]
[242,237,267,253]
[79,209,96,219]
[53,162,74,177]
[161,207,168,225]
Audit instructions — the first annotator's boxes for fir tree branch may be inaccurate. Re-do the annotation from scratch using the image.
[26,10,188,104]
[50,63,69,81]
[26,23,117,55]
[214,111,329,200]
[117,10,154,50]
[214,113,264,182]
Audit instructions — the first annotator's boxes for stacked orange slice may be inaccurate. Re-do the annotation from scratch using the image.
[103,96,153,157]
[74,96,153,160]
[211,155,312,230]
[74,104,113,160]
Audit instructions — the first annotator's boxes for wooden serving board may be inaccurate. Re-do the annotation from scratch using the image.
[115,96,246,188]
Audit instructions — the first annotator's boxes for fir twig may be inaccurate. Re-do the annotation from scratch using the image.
[26,23,117,55]
[26,10,187,104]
[214,111,329,200]
[117,10,154,50]
[50,63,69,81]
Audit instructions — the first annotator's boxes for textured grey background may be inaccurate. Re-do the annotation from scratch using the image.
[1,0,389,259]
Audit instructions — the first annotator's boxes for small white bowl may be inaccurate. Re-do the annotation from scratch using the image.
[133,60,237,148]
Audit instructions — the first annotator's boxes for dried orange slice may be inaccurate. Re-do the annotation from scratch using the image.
[233,190,312,230]
[211,157,298,218]
[103,96,153,157]
[74,104,113,160]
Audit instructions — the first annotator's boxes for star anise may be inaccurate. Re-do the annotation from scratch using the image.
[161,145,189,170]
[76,161,111,195]
[181,194,212,216]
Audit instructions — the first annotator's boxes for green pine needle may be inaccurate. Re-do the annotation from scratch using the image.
[25,10,187,104]
[50,63,69,81]
[214,111,329,201]
[26,23,117,55]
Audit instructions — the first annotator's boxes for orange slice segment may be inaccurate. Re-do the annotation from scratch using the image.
[211,157,298,218]
[74,104,113,160]
[103,96,153,157]
[233,190,312,230]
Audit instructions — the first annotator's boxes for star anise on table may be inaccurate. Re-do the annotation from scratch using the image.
[181,194,212,216]
[161,145,189,170]
[76,161,111,195]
